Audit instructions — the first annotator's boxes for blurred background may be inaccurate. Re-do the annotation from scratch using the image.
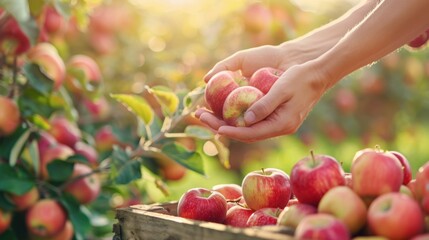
[4,0,429,238]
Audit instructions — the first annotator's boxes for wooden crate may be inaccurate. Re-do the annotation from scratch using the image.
[113,201,295,240]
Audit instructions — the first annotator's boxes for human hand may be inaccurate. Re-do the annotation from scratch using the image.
[203,44,297,83]
[196,63,330,142]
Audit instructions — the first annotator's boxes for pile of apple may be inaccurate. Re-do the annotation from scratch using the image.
[176,147,429,240]
[204,67,283,127]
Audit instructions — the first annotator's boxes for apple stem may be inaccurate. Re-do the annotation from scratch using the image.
[310,150,316,166]
[375,145,381,152]
[261,168,265,175]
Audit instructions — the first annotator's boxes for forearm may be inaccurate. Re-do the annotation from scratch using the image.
[281,0,378,64]
[318,0,429,87]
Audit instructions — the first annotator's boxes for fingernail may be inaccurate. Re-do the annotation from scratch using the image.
[244,111,256,124]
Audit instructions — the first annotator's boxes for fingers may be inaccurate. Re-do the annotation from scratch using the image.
[194,109,226,131]
[217,121,280,142]
[203,53,244,82]
[244,83,289,126]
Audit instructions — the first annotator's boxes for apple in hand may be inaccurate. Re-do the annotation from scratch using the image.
[225,205,254,228]
[277,203,317,229]
[249,67,283,94]
[290,152,345,206]
[246,207,281,227]
[9,186,40,211]
[204,70,241,118]
[295,214,350,240]
[242,168,291,210]
[222,86,264,127]
[367,192,424,240]
[26,199,67,237]
[0,96,21,136]
[64,163,101,205]
[318,186,367,234]
[351,147,403,199]
[177,188,227,223]
[389,150,412,185]
[0,209,12,234]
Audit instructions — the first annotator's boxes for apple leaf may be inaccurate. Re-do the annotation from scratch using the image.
[0,193,15,212]
[161,142,205,176]
[28,139,40,176]
[23,63,54,97]
[0,229,17,240]
[0,163,34,195]
[146,85,179,116]
[59,194,91,240]
[47,160,75,182]
[0,0,30,22]
[212,137,231,169]
[184,125,214,140]
[114,160,142,185]
[110,94,154,125]
[183,86,205,110]
[18,87,57,118]
[9,128,31,167]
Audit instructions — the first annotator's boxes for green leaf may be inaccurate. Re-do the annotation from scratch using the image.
[185,125,214,140]
[47,160,74,182]
[23,63,54,96]
[212,138,231,169]
[110,94,154,125]
[17,17,39,46]
[0,228,17,240]
[0,164,34,195]
[114,160,142,185]
[28,139,40,176]
[183,86,205,109]
[54,0,71,18]
[0,0,30,22]
[9,128,31,167]
[0,125,27,160]
[59,194,91,240]
[146,85,179,116]
[162,142,205,175]
[0,193,15,212]
[18,87,56,118]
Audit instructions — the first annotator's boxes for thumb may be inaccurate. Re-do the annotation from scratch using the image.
[244,88,286,125]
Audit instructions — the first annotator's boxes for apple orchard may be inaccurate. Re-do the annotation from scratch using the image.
[1,0,429,240]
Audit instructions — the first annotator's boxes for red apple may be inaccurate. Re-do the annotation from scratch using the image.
[0,96,21,136]
[65,55,102,95]
[290,152,345,206]
[249,67,283,94]
[408,179,417,198]
[48,115,81,148]
[351,147,403,199]
[225,205,254,228]
[246,207,280,227]
[204,70,241,118]
[222,86,264,127]
[242,2,272,33]
[81,97,111,122]
[400,185,414,198]
[295,214,350,240]
[367,192,424,239]
[415,163,429,213]
[73,141,99,167]
[241,168,291,210]
[33,220,74,240]
[411,233,429,240]
[94,125,120,152]
[344,172,353,188]
[212,183,243,201]
[318,186,367,234]
[334,88,357,114]
[64,163,101,205]
[177,188,227,223]
[389,150,412,185]
[27,43,66,89]
[9,186,40,211]
[277,203,317,229]
[0,209,12,234]
[0,16,31,55]
[37,131,57,159]
[43,6,67,36]
[40,144,74,180]
[26,199,67,237]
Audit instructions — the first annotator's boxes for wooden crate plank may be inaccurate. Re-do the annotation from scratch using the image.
[115,203,295,240]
